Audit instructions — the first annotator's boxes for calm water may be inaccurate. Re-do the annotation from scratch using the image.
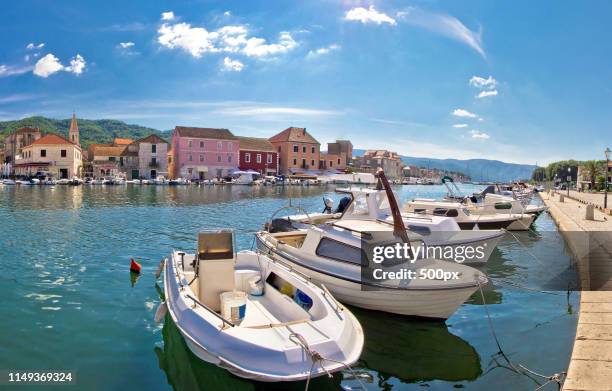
[0,184,579,390]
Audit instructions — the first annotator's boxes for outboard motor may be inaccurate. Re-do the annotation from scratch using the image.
[334,196,352,214]
[266,218,296,233]
[322,197,334,214]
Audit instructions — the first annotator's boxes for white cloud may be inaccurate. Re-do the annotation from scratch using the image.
[33,54,65,77]
[452,109,477,118]
[306,43,340,59]
[452,123,469,128]
[26,43,45,50]
[33,53,86,77]
[469,130,490,139]
[158,19,297,59]
[476,90,498,99]
[161,11,175,21]
[157,22,218,57]
[470,75,497,89]
[223,11,231,17]
[345,6,397,25]
[0,64,33,78]
[222,57,244,72]
[65,54,86,75]
[215,105,340,117]
[119,42,135,49]
[397,8,484,57]
[242,31,297,57]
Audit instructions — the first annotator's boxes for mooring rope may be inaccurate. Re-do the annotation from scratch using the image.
[477,281,566,390]
[289,332,368,391]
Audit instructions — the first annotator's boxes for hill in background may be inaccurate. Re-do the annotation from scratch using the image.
[353,149,537,182]
[0,116,168,149]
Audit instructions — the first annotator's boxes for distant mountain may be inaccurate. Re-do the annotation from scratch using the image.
[0,116,168,149]
[353,149,537,182]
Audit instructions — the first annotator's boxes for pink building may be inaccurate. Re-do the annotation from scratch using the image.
[169,126,239,180]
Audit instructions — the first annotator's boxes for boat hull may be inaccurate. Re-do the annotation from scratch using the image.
[256,237,479,320]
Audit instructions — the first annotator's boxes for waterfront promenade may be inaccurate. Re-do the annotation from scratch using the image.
[541,192,612,390]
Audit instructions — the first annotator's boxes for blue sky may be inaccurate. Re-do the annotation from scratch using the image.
[1,0,611,164]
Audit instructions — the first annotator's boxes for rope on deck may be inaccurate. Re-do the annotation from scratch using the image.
[289,332,368,391]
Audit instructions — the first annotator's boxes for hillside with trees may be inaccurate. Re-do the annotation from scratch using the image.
[0,116,168,149]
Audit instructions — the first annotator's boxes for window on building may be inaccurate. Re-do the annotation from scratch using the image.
[311,146,315,154]
[168,156,172,164]
[152,157,157,165]
[61,150,67,158]
[228,155,232,163]
[217,155,221,162]
[311,159,315,167]
[338,158,341,165]
[217,142,222,150]
[245,153,251,163]
[199,154,204,162]
[188,168,193,174]
[267,154,273,164]
[40,149,46,157]
[200,141,204,148]
[293,145,298,153]
[109,156,116,162]
[256,154,262,163]
[278,146,281,152]
[152,144,157,153]
[188,140,193,148]
[293,158,297,165]
[302,159,307,168]
[329,161,333,167]
[188,154,193,161]
[302,146,306,153]
[228,143,233,152]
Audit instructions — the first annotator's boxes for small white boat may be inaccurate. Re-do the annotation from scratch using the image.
[1,179,15,185]
[161,230,364,382]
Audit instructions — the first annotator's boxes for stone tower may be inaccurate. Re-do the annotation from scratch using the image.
[69,112,80,146]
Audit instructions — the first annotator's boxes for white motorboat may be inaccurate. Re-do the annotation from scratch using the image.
[405,198,535,231]
[472,193,548,219]
[272,187,504,265]
[1,179,15,185]
[161,230,364,382]
[257,171,488,319]
[56,178,70,185]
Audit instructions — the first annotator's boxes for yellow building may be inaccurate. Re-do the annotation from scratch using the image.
[15,134,83,178]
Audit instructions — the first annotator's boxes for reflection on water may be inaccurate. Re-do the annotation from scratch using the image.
[353,307,481,384]
[0,184,579,390]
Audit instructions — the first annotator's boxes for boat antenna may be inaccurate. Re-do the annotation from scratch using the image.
[375,169,411,247]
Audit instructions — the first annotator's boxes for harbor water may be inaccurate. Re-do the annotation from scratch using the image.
[0,184,579,390]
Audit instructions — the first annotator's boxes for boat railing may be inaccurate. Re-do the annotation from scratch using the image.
[320,283,344,315]
[186,294,235,328]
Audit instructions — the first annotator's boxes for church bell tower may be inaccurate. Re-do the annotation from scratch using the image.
[69,112,80,146]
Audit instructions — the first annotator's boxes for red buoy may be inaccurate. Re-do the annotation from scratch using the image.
[130,258,142,274]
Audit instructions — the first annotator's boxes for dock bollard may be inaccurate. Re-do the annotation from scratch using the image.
[585,204,594,220]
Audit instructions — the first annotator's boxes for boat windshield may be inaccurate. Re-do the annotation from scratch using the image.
[347,193,369,216]
[375,192,391,215]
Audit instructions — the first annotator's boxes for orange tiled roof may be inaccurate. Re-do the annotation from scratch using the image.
[31,134,75,146]
[113,138,134,146]
[92,145,126,157]
[237,136,276,152]
[269,127,319,144]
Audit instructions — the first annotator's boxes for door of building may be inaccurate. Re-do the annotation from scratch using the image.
[150,170,157,179]
[59,169,68,179]
[131,169,139,179]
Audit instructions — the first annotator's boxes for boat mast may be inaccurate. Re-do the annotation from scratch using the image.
[375,169,411,246]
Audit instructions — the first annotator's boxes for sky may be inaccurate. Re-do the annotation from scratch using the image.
[1,0,611,165]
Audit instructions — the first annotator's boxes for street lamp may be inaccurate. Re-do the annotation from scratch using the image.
[605,147,611,209]
[567,166,571,197]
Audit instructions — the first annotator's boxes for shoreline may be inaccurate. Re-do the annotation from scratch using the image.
[541,191,612,390]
